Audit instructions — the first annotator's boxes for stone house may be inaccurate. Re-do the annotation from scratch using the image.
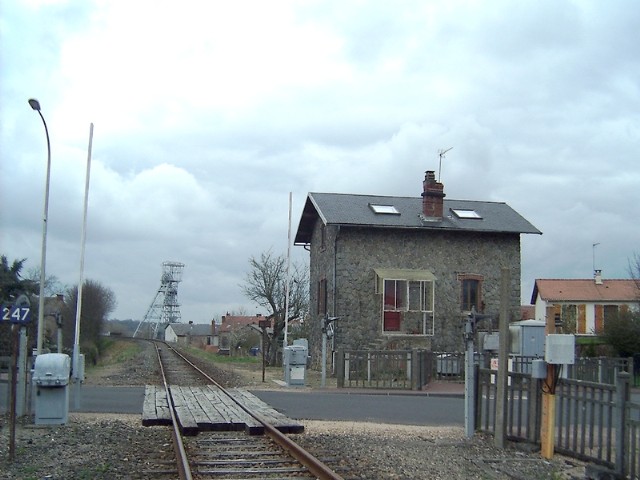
[294,170,540,361]
[164,321,216,349]
[530,271,639,335]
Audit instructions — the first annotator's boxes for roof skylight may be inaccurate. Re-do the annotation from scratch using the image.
[369,204,400,215]
[452,209,482,219]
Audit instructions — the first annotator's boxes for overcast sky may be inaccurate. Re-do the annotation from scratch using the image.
[1,0,638,324]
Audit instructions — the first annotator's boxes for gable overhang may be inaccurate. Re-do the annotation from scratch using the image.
[294,195,326,245]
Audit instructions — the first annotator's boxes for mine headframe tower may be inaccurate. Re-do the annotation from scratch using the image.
[133,261,185,339]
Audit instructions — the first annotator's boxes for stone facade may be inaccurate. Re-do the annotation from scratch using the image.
[306,219,522,361]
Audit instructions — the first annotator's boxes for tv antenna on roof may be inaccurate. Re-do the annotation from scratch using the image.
[438,147,453,182]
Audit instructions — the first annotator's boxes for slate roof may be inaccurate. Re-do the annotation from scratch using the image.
[166,323,213,336]
[295,192,541,244]
[531,279,640,304]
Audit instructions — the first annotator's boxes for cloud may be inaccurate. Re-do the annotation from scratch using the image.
[1,0,639,324]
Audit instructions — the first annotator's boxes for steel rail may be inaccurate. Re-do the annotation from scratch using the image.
[154,343,193,480]
[163,342,345,480]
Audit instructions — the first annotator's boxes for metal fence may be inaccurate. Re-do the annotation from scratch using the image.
[489,355,636,384]
[336,348,639,477]
[555,378,617,467]
[568,357,634,385]
[433,352,465,380]
[624,395,640,479]
[336,350,432,390]
[476,367,541,443]
[477,368,639,479]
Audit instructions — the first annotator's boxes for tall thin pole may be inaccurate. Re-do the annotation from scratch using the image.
[72,123,93,395]
[29,99,51,356]
[494,268,510,448]
[283,192,292,347]
[464,315,475,438]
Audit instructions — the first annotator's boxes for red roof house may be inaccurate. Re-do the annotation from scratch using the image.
[530,271,639,335]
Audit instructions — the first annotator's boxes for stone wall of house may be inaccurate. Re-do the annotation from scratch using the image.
[306,219,339,364]
[305,221,522,360]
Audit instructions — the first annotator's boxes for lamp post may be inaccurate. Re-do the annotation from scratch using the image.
[28,98,51,356]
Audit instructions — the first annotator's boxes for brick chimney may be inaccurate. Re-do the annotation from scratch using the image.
[422,170,446,218]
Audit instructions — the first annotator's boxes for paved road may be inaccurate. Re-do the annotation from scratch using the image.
[251,390,464,426]
[0,384,145,415]
[4,382,638,426]
[1,384,463,426]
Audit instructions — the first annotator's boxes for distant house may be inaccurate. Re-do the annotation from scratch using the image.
[165,321,216,348]
[294,169,541,360]
[218,314,270,354]
[530,270,639,335]
[44,294,65,351]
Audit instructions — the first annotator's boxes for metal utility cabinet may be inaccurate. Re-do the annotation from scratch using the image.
[283,344,307,386]
[33,353,71,425]
[509,319,545,357]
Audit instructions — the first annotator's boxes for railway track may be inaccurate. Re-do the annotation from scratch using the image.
[149,341,346,479]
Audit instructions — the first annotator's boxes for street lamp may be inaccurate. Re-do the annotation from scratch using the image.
[28,98,51,356]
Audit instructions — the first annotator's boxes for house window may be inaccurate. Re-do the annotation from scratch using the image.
[557,304,578,333]
[459,274,483,312]
[599,305,619,333]
[380,274,435,336]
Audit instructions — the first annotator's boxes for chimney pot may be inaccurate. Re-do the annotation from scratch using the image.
[594,269,603,285]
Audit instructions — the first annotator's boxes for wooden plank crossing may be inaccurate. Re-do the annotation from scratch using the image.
[142,385,304,436]
[228,388,305,434]
[142,385,172,427]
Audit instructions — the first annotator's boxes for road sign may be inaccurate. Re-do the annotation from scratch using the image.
[1,304,32,324]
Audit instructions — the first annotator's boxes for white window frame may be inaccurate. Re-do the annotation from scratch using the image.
[370,204,400,215]
[381,277,434,336]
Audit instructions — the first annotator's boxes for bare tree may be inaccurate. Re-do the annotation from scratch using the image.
[26,267,65,296]
[629,252,640,297]
[241,250,309,365]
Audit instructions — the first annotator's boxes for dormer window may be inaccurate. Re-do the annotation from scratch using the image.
[370,204,400,215]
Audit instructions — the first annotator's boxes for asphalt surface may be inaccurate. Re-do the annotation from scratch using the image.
[0,383,464,426]
[251,389,464,426]
[3,383,638,427]
[0,384,145,415]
